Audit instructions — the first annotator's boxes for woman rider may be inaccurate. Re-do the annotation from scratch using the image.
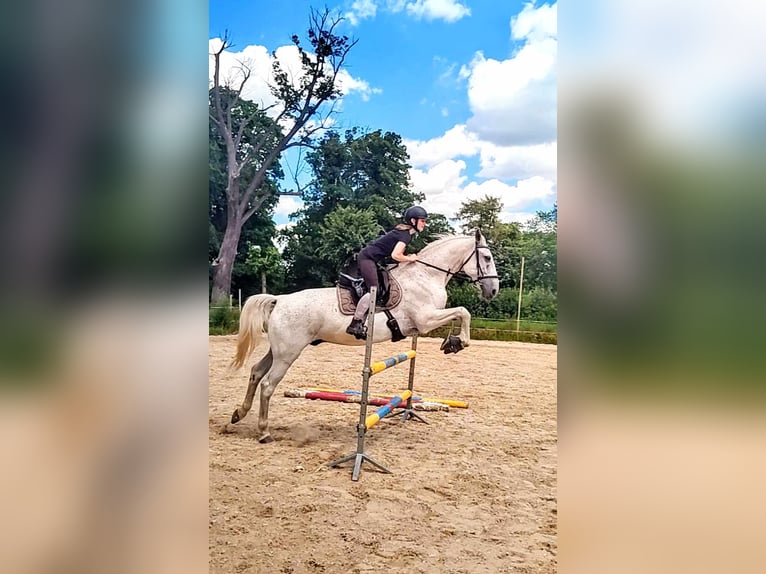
[346,206,428,339]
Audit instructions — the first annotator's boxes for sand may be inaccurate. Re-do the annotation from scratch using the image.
[209,335,557,574]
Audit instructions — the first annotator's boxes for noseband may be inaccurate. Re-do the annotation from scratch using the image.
[415,238,499,284]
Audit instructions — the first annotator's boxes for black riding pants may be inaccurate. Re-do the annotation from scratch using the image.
[353,254,379,321]
[358,254,378,291]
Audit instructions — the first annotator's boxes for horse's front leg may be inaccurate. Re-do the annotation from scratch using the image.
[414,306,472,350]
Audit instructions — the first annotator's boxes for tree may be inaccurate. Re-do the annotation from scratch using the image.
[282,128,427,289]
[303,129,417,225]
[316,206,381,269]
[512,232,557,292]
[453,195,520,288]
[243,243,283,294]
[209,95,281,296]
[453,195,519,244]
[525,203,557,233]
[209,9,357,303]
[515,204,557,292]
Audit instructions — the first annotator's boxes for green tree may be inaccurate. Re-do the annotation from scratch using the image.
[453,195,520,288]
[304,129,417,224]
[282,128,431,289]
[209,10,357,304]
[514,204,557,292]
[453,195,520,244]
[243,243,283,294]
[317,206,381,270]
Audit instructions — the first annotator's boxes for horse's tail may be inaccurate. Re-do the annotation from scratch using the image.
[230,294,279,370]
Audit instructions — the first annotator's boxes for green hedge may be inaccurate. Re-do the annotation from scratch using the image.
[446,284,557,322]
[209,305,240,336]
[209,306,556,344]
[425,325,557,345]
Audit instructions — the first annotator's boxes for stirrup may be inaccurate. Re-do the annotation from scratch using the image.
[346,319,367,340]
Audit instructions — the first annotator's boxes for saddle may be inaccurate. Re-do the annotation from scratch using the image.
[336,257,405,341]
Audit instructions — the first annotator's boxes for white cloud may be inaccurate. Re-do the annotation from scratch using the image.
[406,0,471,22]
[344,0,378,26]
[410,159,555,221]
[336,74,383,101]
[399,3,558,224]
[464,2,557,145]
[477,141,557,180]
[405,127,556,181]
[512,1,557,42]
[273,196,303,220]
[409,160,467,218]
[461,176,555,211]
[404,125,481,168]
[209,39,274,106]
[344,0,470,24]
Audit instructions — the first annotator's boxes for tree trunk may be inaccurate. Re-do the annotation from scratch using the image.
[261,271,267,294]
[210,213,243,305]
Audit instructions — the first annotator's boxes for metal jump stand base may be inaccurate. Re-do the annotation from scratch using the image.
[325,424,393,481]
[399,408,428,424]
[326,287,427,481]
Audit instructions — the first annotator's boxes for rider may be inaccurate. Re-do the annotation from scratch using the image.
[345,205,428,339]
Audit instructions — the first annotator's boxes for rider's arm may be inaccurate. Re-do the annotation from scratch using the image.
[391,241,417,263]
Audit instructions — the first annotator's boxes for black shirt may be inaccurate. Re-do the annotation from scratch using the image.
[360,228,413,262]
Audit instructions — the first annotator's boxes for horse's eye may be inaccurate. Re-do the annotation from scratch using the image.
[482,254,491,261]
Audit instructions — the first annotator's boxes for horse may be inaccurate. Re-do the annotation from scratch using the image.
[228,229,500,443]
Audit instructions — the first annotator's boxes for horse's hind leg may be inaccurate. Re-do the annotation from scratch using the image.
[255,354,300,443]
[231,350,273,424]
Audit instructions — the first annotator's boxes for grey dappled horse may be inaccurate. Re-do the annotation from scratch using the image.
[229,230,500,443]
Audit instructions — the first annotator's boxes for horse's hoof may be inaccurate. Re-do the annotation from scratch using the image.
[440,335,464,354]
[259,434,275,444]
[231,409,241,424]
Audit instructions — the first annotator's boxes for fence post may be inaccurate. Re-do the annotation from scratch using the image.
[516,256,525,333]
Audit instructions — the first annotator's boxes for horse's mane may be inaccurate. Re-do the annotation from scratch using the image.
[417,233,475,256]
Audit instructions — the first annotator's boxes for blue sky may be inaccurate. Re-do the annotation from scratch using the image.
[209,1,557,228]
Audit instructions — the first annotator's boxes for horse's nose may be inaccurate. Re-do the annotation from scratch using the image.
[491,287,497,297]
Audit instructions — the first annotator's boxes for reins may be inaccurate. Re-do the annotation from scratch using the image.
[414,241,499,284]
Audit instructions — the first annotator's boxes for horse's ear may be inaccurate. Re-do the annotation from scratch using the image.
[474,228,481,241]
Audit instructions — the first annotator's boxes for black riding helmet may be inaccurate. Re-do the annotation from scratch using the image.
[403,205,428,224]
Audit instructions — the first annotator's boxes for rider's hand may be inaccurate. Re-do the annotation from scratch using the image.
[408,254,418,263]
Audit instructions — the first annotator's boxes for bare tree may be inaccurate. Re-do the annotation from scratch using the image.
[209,8,357,304]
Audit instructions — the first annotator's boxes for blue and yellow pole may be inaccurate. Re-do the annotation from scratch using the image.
[365,390,412,429]
[369,350,417,375]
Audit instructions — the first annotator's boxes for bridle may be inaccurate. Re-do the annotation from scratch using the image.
[415,236,499,284]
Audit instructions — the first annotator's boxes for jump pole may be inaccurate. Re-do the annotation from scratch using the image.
[365,390,412,429]
[326,287,426,481]
[282,389,450,411]
[298,387,468,409]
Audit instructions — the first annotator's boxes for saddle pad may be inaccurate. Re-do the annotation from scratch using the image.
[336,274,403,315]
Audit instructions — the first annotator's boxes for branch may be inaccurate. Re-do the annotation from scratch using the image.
[237,9,357,215]
[242,194,270,222]
[234,59,252,100]
[211,32,231,129]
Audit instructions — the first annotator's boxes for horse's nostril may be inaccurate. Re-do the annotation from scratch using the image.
[491,288,497,297]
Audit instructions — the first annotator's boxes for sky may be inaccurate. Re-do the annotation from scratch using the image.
[209,0,557,228]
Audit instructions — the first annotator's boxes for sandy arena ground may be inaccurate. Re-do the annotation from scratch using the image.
[209,335,557,574]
